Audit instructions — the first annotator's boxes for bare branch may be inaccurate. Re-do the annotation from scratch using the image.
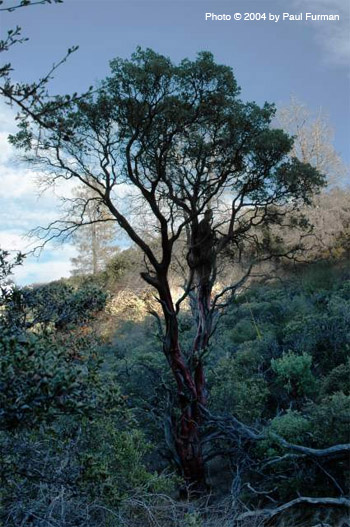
[0,0,63,12]
[236,496,350,521]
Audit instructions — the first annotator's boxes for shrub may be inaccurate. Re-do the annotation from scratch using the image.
[271,351,316,398]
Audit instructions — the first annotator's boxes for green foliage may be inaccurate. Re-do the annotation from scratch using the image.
[0,331,98,429]
[271,351,316,397]
[213,263,350,375]
[105,246,142,283]
[269,410,311,443]
[108,263,350,509]
[184,512,202,527]
[305,392,350,446]
[79,420,175,505]
[9,48,325,262]
[321,360,350,396]
[0,252,172,526]
[0,249,24,286]
[257,410,312,460]
[1,415,174,526]
[0,327,125,432]
[0,38,347,520]
[1,247,349,524]
[0,254,112,430]
[20,281,108,330]
[224,318,257,344]
[204,264,350,511]
[210,349,269,422]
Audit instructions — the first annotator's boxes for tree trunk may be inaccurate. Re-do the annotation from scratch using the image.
[91,221,98,275]
[193,280,212,405]
[158,278,207,492]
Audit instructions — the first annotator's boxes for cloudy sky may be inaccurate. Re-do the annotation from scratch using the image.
[0,0,349,284]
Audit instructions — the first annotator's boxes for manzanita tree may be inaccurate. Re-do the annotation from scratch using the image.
[8,48,324,489]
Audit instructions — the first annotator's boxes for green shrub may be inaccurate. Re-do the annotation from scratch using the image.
[321,360,350,396]
[210,350,269,422]
[271,351,316,398]
[305,392,350,446]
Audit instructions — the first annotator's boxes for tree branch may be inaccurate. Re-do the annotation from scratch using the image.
[236,496,350,521]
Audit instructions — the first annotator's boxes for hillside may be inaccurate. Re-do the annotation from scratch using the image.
[1,251,349,526]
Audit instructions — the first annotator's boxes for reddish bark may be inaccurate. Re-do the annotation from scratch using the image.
[158,278,207,491]
[151,212,216,491]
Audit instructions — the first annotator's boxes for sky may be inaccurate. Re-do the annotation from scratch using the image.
[0,0,349,285]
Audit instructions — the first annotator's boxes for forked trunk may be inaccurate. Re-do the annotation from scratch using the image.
[159,279,207,492]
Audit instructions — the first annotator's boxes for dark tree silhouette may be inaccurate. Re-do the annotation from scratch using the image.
[7,48,325,490]
[0,1,62,12]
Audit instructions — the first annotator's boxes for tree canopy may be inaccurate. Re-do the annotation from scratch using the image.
[8,47,326,490]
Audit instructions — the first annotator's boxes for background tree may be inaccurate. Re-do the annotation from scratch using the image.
[275,96,347,185]
[9,48,325,490]
[275,97,350,261]
[70,185,119,276]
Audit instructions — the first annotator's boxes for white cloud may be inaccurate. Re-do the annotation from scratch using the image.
[292,0,350,67]
[0,102,17,134]
[9,244,78,285]
[0,231,29,252]
[13,258,74,285]
[0,231,78,285]
[0,102,76,284]
[0,102,131,285]
[0,103,40,199]
[0,132,14,165]
[0,164,39,198]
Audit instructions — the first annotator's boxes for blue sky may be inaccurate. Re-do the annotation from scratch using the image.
[0,0,349,284]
